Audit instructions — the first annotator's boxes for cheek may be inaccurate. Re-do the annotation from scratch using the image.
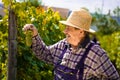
[72,33,80,38]
[68,34,80,43]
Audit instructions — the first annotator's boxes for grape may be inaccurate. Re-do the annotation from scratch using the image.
[25,31,33,47]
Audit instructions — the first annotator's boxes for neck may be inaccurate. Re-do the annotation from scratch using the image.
[71,45,78,50]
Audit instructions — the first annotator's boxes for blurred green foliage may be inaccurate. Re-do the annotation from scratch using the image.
[92,11,120,35]
[98,32,120,74]
[0,0,65,80]
[97,32,120,74]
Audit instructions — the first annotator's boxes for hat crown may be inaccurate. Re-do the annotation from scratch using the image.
[67,9,92,31]
[59,9,95,33]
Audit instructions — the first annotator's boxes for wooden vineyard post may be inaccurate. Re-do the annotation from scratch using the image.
[8,9,17,80]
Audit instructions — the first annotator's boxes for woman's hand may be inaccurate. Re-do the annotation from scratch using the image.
[23,24,38,37]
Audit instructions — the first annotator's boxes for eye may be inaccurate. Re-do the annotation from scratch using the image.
[74,27,80,30]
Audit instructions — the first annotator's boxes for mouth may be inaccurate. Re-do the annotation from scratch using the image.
[66,35,70,38]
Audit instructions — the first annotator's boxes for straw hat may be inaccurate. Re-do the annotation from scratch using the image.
[59,9,95,33]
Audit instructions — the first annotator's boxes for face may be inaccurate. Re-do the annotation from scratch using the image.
[63,25,85,47]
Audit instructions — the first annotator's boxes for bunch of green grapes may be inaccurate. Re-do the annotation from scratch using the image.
[24,31,33,47]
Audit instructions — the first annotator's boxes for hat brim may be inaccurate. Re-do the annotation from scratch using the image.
[59,21,95,33]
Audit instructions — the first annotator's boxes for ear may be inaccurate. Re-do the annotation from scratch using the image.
[79,29,86,37]
[79,29,84,33]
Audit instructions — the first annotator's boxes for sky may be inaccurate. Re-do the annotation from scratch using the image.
[41,0,120,14]
[0,0,120,14]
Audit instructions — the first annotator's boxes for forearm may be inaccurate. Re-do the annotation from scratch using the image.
[32,27,38,37]
[32,34,53,64]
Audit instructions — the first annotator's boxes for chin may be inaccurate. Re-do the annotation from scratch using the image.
[67,40,71,44]
[66,38,72,43]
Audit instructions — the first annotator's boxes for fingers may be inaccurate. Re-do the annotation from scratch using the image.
[23,24,38,36]
[22,24,35,31]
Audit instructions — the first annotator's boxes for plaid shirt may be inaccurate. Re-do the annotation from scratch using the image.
[32,35,120,80]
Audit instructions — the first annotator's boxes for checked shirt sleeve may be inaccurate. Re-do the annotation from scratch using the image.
[96,51,120,80]
[31,35,54,64]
